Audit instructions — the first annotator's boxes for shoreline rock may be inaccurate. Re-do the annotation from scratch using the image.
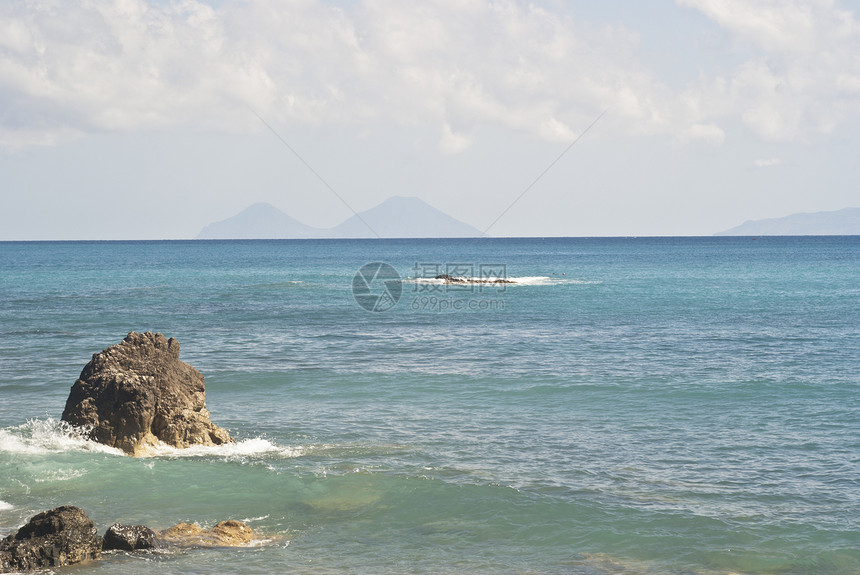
[102,523,157,551]
[158,520,257,547]
[61,332,233,456]
[1,509,263,573]
[0,506,101,572]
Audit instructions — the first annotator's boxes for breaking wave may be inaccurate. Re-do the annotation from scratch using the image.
[404,275,598,286]
[143,437,303,459]
[0,418,301,460]
[0,418,123,456]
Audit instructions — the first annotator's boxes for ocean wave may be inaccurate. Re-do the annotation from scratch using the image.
[404,275,599,286]
[513,276,603,285]
[0,420,302,461]
[511,276,557,285]
[142,437,303,460]
[0,500,12,511]
[33,468,87,483]
[0,418,123,456]
[252,280,305,289]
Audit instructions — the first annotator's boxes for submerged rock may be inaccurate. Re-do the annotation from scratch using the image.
[0,506,102,572]
[158,520,257,547]
[103,523,158,551]
[61,331,234,456]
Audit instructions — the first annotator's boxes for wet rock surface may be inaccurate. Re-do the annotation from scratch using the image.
[0,506,102,572]
[0,508,262,572]
[102,523,158,551]
[61,331,233,456]
[158,520,257,547]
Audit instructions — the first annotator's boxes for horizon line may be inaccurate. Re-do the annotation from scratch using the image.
[2,234,859,243]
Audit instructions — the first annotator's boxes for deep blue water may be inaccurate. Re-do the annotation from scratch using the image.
[1,237,858,574]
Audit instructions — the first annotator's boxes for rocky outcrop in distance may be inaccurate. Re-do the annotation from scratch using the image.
[1,508,261,572]
[434,274,514,284]
[61,332,233,456]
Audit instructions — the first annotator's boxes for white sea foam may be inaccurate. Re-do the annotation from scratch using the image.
[507,276,603,285]
[404,275,599,286]
[254,280,305,288]
[144,437,303,459]
[33,468,87,483]
[0,500,13,511]
[509,275,553,285]
[0,420,302,461]
[246,538,275,547]
[0,418,123,456]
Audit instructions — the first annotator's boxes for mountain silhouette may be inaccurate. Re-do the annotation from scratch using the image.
[327,196,481,238]
[715,207,860,236]
[197,203,318,239]
[196,196,482,239]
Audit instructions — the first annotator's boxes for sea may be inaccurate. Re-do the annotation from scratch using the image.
[0,237,857,575]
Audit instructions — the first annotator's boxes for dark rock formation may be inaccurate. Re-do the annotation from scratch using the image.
[0,510,262,572]
[434,274,514,284]
[0,506,102,572]
[103,523,157,551]
[158,520,257,547]
[61,331,234,456]
[435,274,460,282]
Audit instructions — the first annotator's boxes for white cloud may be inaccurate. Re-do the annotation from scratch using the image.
[0,0,702,151]
[3,0,860,151]
[686,122,726,145]
[439,123,471,154]
[753,157,782,167]
[678,0,860,141]
[676,0,821,53]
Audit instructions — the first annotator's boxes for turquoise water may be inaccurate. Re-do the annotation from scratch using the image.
[0,237,858,574]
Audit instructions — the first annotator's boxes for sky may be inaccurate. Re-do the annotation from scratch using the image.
[1,0,859,239]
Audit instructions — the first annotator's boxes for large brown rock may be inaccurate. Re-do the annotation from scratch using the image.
[61,332,233,456]
[0,506,102,572]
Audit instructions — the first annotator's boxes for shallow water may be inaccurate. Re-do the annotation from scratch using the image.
[1,237,858,574]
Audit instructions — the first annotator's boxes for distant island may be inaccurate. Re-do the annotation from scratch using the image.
[197,196,483,239]
[715,207,860,236]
